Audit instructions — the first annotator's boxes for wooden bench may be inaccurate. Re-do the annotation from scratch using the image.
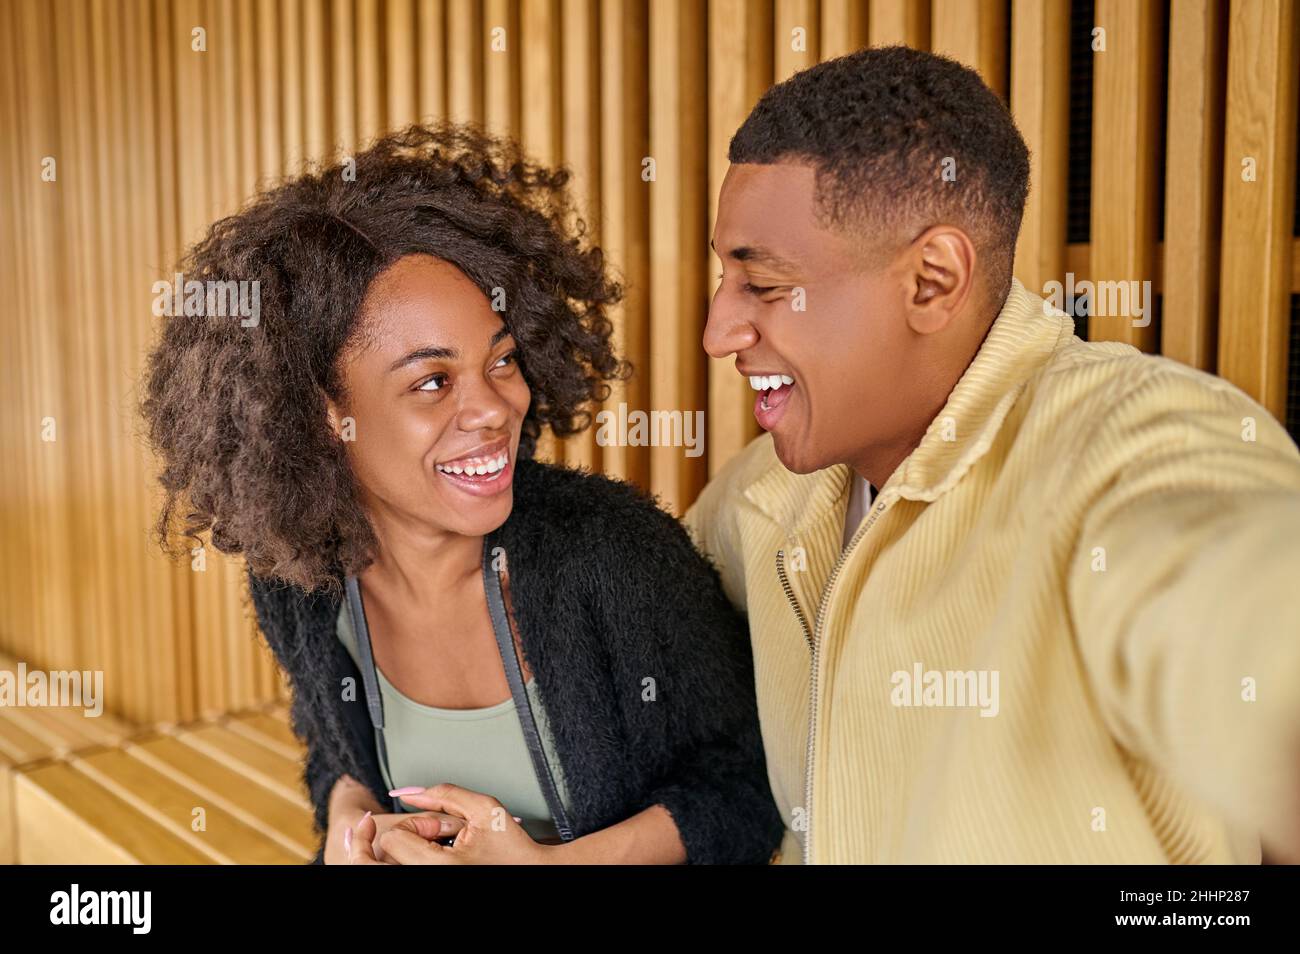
[1,654,314,864]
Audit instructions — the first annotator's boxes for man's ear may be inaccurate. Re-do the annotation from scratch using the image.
[903,226,977,335]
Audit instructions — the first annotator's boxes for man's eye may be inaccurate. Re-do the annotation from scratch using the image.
[416,374,447,392]
[744,282,779,296]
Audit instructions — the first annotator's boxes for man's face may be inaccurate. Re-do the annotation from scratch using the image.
[707,161,913,475]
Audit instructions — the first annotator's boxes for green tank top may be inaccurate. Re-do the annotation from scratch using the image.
[335,601,570,843]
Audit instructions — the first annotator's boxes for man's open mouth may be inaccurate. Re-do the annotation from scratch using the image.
[748,373,796,411]
[745,372,797,430]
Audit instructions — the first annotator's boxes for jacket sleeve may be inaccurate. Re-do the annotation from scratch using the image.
[1065,365,1300,850]
[246,568,343,861]
[591,483,784,864]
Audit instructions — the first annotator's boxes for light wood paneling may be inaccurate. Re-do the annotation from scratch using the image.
[1010,0,1070,296]
[709,0,772,476]
[932,0,1009,98]
[820,0,868,60]
[598,0,651,487]
[1163,0,1226,372]
[648,0,708,514]
[869,0,931,47]
[1089,0,1165,350]
[1218,0,1298,418]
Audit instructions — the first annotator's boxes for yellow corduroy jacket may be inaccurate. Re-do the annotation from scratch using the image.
[684,277,1300,864]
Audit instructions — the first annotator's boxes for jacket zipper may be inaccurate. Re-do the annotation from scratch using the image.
[776,493,889,865]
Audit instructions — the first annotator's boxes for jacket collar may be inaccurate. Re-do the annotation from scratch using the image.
[743,278,1072,534]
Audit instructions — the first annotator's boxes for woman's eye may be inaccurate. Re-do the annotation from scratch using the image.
[416,374,447,392]
[493,350,518,369]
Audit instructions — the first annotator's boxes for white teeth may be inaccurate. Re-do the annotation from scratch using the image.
[779,374,795,386]
[438,451,509,477]
[749,375,762,391]
[748,374,795,391]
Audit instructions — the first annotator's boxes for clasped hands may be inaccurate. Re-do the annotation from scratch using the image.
[342,782,556,865]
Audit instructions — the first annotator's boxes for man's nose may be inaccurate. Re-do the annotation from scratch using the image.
[704,288,759,359]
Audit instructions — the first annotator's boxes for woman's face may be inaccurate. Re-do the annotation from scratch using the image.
[329,253,532,539]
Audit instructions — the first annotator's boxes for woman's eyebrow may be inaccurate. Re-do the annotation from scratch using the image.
[387,327,511,372]
[389,345,456,371]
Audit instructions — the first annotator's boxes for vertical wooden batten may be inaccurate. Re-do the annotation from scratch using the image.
[931,0,1009,99]
[1218,0,1298,417]
[598,0,651,489]
[648,0,708,514]
[708,0,772,476]
[1010,0,1070,297]
[1162,0,1226,373]
[1088,0,1165,350]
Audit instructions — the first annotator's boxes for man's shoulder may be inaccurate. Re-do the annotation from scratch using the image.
[1033,333,1278,425]
[1028,338,1300,480]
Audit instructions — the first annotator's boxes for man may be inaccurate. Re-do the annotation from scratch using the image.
[685,45,1300,864]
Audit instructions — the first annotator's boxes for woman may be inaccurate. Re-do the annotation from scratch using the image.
[141,122,784,865]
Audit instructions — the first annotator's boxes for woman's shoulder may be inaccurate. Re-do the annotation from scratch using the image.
[245,565,342,647]
[510,457,686,544]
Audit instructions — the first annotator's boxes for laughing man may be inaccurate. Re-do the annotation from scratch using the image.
[685,46,1300,864]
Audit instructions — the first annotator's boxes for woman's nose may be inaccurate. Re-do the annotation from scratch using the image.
[455,376,513,432]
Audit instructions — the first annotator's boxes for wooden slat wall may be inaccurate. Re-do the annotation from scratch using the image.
[1219,0,1298,420]
[708,0,772,475]
[1,0,1297,724]
[1163,0,1226,372]
[1011,0,1071,296]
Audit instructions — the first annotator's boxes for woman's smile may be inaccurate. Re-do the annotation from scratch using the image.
[433,441,514,497]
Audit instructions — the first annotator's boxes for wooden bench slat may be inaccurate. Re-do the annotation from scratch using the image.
[71,747,305,865]
[15,759,212,865]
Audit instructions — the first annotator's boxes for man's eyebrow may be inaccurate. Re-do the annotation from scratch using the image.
[388,326,512,372]
[709,238,800,272]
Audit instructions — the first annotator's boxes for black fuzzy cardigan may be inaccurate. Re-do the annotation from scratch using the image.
[247,458,784,864]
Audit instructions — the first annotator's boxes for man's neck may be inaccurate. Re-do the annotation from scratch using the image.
[852,299,1001,489]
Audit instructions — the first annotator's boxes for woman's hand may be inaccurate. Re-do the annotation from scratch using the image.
[324,775,466,864]
[351,783,554,864]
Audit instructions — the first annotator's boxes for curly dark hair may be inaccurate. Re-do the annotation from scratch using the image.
[141,121,628,593]
[729,45,1031,305]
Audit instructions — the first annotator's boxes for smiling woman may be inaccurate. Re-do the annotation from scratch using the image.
[138,121,784,866]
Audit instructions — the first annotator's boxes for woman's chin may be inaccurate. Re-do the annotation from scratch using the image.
[432,487,515,539]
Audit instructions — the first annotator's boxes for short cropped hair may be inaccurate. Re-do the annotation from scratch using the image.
[729,45,1031,306]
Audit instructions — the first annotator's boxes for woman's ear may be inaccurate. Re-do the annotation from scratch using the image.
[904,225,976,335]
[322,388,346,441]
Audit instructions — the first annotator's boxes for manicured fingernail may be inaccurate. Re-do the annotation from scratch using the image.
[513,816,521,823]
[343,828,352,852]
[389,786,423,796]
[361,810,372,825]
